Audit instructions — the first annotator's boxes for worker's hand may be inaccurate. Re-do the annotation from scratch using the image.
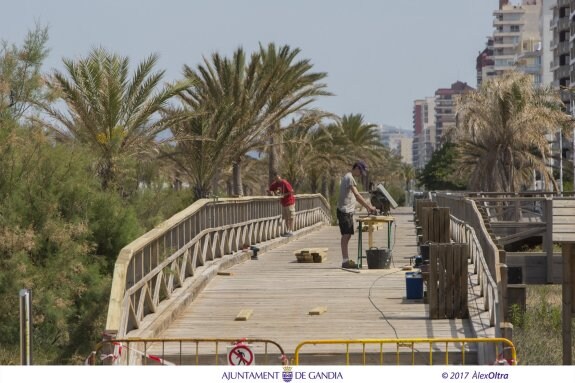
[368,206,378,215]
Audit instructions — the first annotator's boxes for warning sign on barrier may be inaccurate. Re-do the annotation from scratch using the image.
[227,344,255,366]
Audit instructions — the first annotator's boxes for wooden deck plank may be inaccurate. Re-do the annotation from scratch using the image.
[157,207,474,355]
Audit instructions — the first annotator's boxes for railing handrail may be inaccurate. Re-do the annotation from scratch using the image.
[434,194,501,280]
[434,193,504,345]
[451,215,500,336]
[105,194,331,338]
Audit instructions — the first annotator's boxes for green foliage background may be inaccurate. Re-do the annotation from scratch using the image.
[417,142,467,191]
[0,127,189,364]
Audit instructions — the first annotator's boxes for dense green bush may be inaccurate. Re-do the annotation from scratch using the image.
[0,127,191,364]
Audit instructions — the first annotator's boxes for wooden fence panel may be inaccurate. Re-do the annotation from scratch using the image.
[415,200,437,224]
[421,207,451,244]
[429,243,469,319]
[552,199,575,242]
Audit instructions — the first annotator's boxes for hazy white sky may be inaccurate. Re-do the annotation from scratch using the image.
[1,0,498,131]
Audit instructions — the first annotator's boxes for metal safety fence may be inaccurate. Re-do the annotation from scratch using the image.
[293,338,517,366]
[87,338,288,366]
[87,337,516,366]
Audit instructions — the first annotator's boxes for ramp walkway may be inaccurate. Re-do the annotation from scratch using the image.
[155,207,474,362]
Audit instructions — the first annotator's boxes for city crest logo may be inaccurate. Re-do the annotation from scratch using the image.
[281,365,293,383]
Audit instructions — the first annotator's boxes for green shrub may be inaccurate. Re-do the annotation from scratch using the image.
[513,285,575,364]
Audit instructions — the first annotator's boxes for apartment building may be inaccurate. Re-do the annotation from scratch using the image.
[434,81,474,147]
[551,0,570,96]
[476,38,495,86]
[489,0,542,84]
[541,0,557,86]
[412,97,436,170]
[378,125,413,165]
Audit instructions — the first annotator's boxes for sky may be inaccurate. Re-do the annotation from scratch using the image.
[1,0,499,132]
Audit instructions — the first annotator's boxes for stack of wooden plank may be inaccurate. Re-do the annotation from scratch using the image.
[294,248,328,263]
[359,223,384,232]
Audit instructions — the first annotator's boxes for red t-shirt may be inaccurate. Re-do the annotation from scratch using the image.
[269,179,295,206]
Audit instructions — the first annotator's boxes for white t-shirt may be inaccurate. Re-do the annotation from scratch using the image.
[337,172,357,213]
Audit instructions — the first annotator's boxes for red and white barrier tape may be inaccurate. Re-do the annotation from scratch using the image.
[92,341,175,365]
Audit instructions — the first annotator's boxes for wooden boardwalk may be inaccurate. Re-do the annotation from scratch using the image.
[156,207,474,363]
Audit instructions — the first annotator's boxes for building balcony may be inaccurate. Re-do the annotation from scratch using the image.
[494,9,524,16]
[550,39,558,50]
[492,42,517,49]
[551,15,558,29]
[493,19,524,27]
[557,65,571,79]
[558,17,570,32]
[493,53,515,60]
[493,31,521,38]
[559,41,570,55]
[516,50,540,60]
[518,65,541,74]
[493,64,515,72]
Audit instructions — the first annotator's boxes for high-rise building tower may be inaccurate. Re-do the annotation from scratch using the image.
[540,0,557,86]
[490,0,542,84]
[434,81,474,147]
[412,97,436,170]
[550,0,570,105]
[476,37,495,87]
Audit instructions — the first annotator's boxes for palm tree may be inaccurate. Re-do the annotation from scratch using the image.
[401,163,416,192]
[40,47,188,190]
[278,113,339,192]
[257,43,331,184]
[181,44,330,196]
[163,113,231,199]
[455,71,573,192]
[178,48,264,196]
[329,114,385,190]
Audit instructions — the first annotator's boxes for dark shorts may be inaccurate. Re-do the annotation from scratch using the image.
[337,209,354,235]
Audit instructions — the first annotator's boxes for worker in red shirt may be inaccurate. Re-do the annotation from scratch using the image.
[267,172,296,237]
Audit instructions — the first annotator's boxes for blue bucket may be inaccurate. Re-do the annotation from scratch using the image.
[405,272,423,299]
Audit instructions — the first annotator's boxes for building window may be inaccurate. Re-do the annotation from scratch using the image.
[510,25,520,32]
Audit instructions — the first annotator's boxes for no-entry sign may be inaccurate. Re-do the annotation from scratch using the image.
[227,344,255,365]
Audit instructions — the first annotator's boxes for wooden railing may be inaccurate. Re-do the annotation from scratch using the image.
[434,193,504,364]
[105,194,331,338]
[451,216,500,332]
[435,194,501,288]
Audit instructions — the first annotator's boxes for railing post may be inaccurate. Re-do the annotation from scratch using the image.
[544,198,554,284]
[19,288,33,365]
[101,330,118,365]
[562,243,574,365]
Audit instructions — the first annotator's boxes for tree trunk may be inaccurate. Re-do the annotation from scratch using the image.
[98,157,115,191]
[329,177,336,197]
[212,167,220,196]
[309,170,319,193]
[193,185,207,201]
[321,175,329,200]
[226,179,232,196]
[508,146,515,193]
[268,122,280,184]
[232,159,244,196]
